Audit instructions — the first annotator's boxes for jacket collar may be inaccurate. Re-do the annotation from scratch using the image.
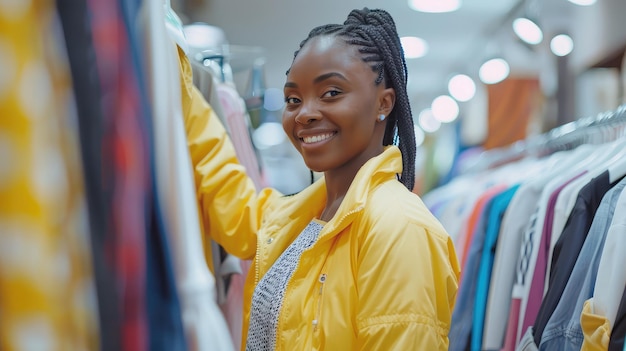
[283,146,403,240]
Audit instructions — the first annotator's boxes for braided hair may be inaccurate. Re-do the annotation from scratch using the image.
[289,8,417,191]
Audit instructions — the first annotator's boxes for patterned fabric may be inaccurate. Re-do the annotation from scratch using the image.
[521,171,586,340]
[86,0,150,349]
[246,220,324,351]
[0,1,99,350]
[55,0,122,348]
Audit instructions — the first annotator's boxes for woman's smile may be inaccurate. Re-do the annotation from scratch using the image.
[300,132,337,145]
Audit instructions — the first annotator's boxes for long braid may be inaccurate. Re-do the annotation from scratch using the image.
[289,8,417,191]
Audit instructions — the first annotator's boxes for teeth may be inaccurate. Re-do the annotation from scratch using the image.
[303,133,334,144]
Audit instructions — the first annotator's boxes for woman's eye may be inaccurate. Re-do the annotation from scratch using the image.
[285,97,300,104]
[322,90,341,98]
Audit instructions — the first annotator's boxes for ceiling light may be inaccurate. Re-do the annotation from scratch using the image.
[418,108,441,133]
[431,95,459,123]
[479,58,510,84]
[400,36,429,59]
[550,34,574,56]
[408,0,461,13]
[567,0,596,5]
[512,17,543,45]
[448,74,476,102]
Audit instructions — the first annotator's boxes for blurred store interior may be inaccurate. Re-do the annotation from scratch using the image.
[173,0,626,195]
[3,1,626,350]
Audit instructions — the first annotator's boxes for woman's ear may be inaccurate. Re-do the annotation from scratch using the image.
[378,87,395,117]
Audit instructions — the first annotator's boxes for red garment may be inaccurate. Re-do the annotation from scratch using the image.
[87,0,149,349]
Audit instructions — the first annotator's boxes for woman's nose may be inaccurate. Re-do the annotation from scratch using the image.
[294,103,321,125]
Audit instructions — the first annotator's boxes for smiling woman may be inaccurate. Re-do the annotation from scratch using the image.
[282,37,391,185]
[181,7,460,350]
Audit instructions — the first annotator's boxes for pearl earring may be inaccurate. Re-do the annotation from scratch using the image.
[378,114,386,122]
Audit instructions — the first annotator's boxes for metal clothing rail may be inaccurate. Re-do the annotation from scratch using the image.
[526,103,626,156]
[465,104,626,173]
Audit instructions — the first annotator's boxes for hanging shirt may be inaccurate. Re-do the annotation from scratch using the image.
[520,170,587,340]
[150,9,235,350]
[584,183,626,350]
[538,177,626,350]
[471,184,520,351]
[590,180,626,329]
[609,285,626,351]
[55,0,122,349]
[87,0,153,348]
[449,185,507,351]
[533,171,618,345]
[485,146,591,351]
[580,300,611,350]
[216,82,265,190]
[511,170,579,347]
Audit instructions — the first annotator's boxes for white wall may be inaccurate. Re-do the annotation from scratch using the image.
[570,0,626,73]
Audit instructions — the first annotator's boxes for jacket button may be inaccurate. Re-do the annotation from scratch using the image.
[267,237,273,244]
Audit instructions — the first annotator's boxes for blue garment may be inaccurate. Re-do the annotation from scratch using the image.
[449,188,506,351]
[539,177,626,351]
[471,184,520,351]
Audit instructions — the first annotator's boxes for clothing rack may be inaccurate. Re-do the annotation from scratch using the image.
[527,103,626,156]
[465,104,626,173]
[428,103,626,351]
[193,49,227,82]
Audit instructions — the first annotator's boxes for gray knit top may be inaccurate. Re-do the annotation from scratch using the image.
[245,219,324,351]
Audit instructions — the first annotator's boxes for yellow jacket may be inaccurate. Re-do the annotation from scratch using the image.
[178,48,460,350]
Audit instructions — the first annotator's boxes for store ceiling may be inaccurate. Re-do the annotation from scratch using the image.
[181,0,577,111]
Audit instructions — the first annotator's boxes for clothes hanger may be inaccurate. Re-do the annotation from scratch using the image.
[182,23,235,84]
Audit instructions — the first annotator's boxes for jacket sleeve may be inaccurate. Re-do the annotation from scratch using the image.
[355,207,460,350]
[177,48,280,260]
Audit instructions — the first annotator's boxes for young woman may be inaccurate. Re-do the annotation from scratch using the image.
[180,7,460,350]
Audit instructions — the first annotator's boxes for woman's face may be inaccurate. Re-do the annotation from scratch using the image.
[282,35,394,176]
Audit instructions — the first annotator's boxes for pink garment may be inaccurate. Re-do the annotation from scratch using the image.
[502,298,521,351]
[221,260,252,350]
[216,83,265,190]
